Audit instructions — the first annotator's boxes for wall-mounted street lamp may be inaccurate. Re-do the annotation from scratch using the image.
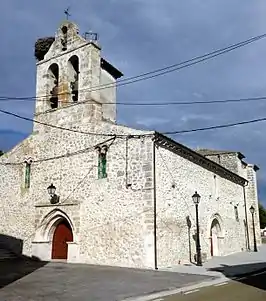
[192,191,202,266]
[47,183,60,204]
[249,205,258,252]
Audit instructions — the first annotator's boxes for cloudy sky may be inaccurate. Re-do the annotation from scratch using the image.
[1,0,266,204]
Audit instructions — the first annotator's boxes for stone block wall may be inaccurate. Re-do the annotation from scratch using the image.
[205,152,261,250]
[154,145,247,268]
[0,120,154,267]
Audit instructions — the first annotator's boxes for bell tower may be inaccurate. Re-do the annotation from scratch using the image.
[34,21,123,131]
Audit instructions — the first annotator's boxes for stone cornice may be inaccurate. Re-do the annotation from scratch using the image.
[35,201,80,208]
[154,132,247,186]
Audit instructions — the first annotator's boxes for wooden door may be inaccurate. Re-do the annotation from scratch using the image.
[52,221,73,259]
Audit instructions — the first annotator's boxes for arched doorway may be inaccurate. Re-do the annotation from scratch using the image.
[51,219,73,260]
[210,218,221,256]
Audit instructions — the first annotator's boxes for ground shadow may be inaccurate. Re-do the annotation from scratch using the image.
[0,234,48,289]
[208,261,266,291]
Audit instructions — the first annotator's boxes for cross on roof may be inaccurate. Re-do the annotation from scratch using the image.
[64,7,71,20]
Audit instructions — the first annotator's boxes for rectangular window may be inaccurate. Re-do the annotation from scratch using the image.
[98,153,107,179]
[25,163,31,188]
[234,206,239,222]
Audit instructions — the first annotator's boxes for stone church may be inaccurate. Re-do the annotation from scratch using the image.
[0,21,261,269]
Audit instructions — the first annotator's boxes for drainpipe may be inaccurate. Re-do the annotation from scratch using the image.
[153,139,158,270]
[243,182,250,251]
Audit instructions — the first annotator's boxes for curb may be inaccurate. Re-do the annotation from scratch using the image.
[121,267,266,301]
[121,277,227,301]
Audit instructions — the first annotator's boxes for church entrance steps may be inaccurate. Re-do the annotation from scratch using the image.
[51,259,67,263]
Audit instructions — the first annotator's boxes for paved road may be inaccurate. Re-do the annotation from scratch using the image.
[0,259,212,301]
[158,269,266,301]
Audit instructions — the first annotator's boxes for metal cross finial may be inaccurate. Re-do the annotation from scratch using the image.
[64,7,71,20]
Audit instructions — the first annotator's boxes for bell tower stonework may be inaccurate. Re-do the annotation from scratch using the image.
[34,21,123,131]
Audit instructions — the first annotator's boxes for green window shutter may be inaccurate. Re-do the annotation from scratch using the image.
[25,163,31,188]
[102,155,107,178]
[98,153,107,179]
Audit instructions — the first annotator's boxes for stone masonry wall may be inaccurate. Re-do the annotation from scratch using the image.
[205,153,261,250]
[155,145,247,268]
[0,121,154,268]
[205,153,239,174]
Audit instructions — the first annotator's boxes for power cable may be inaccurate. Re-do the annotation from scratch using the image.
[0,108,149,138]
[0,32,266,101]
[0,108,266,138]
[1,95,266,106]
[164,116,266,135]
[0,136,117,165]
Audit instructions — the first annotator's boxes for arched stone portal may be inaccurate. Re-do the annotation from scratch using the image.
[51,219,73,259]
[32,209,78,262]
[210,218,222,256]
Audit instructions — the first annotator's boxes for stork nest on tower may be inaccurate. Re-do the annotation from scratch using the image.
[35,37,55,61]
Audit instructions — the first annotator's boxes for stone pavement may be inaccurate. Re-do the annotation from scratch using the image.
[128,245,266,301]
[0,261,213,301]
[1,245,266,301]
[161,244,266,278]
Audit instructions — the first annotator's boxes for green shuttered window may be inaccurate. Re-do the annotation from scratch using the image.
[98,152,107,179]
[25,163,31,188]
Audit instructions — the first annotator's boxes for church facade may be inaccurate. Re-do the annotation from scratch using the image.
[0,21,261,269]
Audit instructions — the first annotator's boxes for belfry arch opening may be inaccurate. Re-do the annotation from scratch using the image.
[48,63,59,109]
[68,55,79,102]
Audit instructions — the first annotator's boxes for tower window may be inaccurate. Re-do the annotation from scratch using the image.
[61,26,68,51]
[68,55,79,102]
[97,146,107,179]
[25,162,32,188]
[50,80,59,108]
[48,63,59,109]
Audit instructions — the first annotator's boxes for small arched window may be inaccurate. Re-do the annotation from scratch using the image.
[96,145,108,179]
[24,158,33,188]
[61,26,68,51]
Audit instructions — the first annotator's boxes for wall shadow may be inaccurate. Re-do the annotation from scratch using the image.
[208,262,266,291]
[0,234,48,289]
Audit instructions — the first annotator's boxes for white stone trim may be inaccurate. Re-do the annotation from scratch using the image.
[34,208,75,242]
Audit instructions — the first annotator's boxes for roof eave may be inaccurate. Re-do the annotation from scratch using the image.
[154,132,247,186]
[101,58,123,79]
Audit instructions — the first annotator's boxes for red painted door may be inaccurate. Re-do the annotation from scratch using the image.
[52,221,73,259]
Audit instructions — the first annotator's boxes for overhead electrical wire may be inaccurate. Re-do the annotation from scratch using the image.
[0,95,266,106]
[0,136,117,166]
[0,107,266,138]
[0,108,133,137]
[0,32,266,101]
[1,32,266,164]
[163,117,266,135]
